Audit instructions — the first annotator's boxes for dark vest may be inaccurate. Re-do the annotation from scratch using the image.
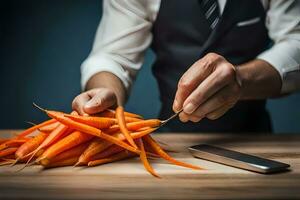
[151,0,272,132]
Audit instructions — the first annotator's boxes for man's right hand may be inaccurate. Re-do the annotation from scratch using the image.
[72,88,117,115]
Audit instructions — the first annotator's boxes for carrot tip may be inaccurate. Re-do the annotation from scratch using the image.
[25,121,37,126]
[9,158,20,167]
[0,161,14,166]
[35,157,44,165]
[32,102,47,113]
[73,161,82,167]
[14,161,36,172]
[152,174,161,178]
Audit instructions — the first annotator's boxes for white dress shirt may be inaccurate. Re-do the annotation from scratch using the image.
[81,0,300,94]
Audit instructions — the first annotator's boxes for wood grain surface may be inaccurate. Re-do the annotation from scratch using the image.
[0,130,299,200]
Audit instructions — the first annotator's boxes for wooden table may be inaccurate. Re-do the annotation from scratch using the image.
[0,130,300,200]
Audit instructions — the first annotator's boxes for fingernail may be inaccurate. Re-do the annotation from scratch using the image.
[173,99,180,112]
[184,103,195,114]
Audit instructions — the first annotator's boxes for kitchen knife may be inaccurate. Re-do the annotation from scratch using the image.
[189,144,290,174]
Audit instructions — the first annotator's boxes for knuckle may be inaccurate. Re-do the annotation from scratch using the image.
[205,59,214,70]
[95,89,117,107]
[204,53,226,72]
[206,53,224,62]
[178,77,191,90]
[221,64,235,80]
[206,52,218,59]
[205,55,215,65]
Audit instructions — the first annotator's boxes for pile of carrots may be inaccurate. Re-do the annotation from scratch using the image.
[0,104,202,178]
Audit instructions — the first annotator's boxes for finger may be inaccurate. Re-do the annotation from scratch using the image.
[192,84,238,117]
[178,112,190,123]
[173,53,222,112]
[72,92,92,116]
[72,88,101,115]
[183,62,235,115]
[179,111,204,123]
[189,115,204,123]
[83,88,117,114]
[206,104,233,120]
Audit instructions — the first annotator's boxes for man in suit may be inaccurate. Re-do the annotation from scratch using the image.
[72,0,300,132]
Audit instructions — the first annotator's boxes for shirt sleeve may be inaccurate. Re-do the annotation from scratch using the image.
[257,0,300,93]
[81,0,160,91]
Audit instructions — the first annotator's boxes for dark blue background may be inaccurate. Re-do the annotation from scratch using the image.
[1,0,299,133]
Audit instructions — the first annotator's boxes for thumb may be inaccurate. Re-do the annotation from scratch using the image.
[83,89,116,114]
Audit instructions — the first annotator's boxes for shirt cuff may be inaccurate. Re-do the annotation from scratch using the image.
[81,54,132,91]
[257,41,300,93]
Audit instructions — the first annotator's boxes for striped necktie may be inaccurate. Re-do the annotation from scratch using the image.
[200,0,220,30]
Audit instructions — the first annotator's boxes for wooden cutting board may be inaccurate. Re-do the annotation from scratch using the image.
[0,130,300,200]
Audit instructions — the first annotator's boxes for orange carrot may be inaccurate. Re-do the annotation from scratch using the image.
[76,138,112,165]
[106,119,161,134]
[0,147,18,158]
[143,135,202,170]
[0,139,29,151]
[44,110,139,154]
[1,154,15,160]
[0,159,16,166]
[65,114,140,126]
[102,125,120,135]
[88,150,136,167]
[26,124,70,162]
[15,132,48,161]
[64,114,116,129]
[96,109,143,119]
[43,156,79,168]
[16,119,56,138]
[78,128,156,165]
[136,138,159,178]
[2,104,206,175]
[129,119,161,129]
[0,138,9,145]
[46,142,90,164]
[123,117,143,123]
[114,128,157,142]
[24,111,78,163]
[27,111,78,157]
[116,106,137,148]
[35,149,45,157]
[91,145,124,161]
[38,131,93,165]
[39,121,60,132]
